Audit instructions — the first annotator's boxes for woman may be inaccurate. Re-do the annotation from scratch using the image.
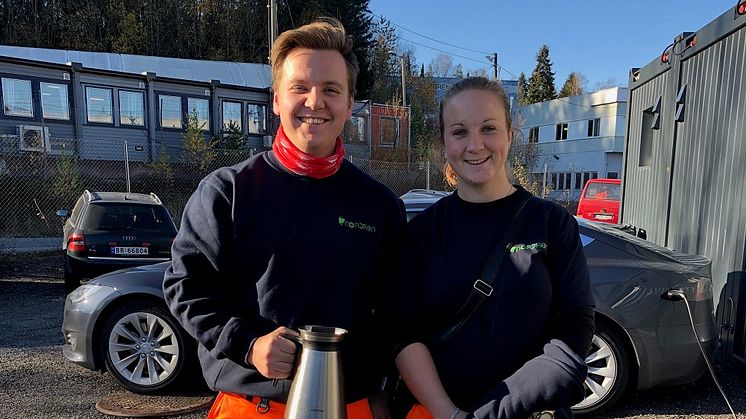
[391,77,595,419]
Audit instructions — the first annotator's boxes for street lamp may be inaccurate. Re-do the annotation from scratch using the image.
[389,51,407,106]
[542,155,560,198]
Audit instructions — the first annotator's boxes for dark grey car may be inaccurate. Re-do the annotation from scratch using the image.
[61,190,716,416]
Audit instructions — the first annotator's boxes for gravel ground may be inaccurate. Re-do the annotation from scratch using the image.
[1,252,745,418]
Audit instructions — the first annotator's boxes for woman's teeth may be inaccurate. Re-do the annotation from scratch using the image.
[466,156,490,165]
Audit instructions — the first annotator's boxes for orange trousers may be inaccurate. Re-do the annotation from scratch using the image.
[405,404,433,419]
[207,391,376,419]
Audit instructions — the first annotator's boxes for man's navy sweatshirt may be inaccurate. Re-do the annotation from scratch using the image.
[163,151,405,402]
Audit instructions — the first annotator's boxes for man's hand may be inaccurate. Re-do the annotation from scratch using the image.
[248,326,299,379]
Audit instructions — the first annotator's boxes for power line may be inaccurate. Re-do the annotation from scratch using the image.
[371,12,491,55]
[398,36,486,66]
[371,13,521,80]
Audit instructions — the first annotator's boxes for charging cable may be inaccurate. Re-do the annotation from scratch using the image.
[662,288,736,419]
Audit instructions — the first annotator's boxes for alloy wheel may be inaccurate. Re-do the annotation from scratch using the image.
[574,333,618,409]
[107,311,181,386]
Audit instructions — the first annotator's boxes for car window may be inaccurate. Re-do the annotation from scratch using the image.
[584,183,620,200]
[80,203,176,234]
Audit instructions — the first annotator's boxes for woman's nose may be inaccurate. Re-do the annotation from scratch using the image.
[465,133,484,152]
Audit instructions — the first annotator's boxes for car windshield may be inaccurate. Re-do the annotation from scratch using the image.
[584,183,620,200]
[80,203,176,234]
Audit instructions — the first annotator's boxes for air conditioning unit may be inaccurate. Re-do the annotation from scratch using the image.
[18,125,49,152]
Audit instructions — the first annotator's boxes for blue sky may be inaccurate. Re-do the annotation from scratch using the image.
[368,0,737,90]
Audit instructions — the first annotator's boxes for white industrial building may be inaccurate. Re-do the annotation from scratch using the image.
[514,87,627,202]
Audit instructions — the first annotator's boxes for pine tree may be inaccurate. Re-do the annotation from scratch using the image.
[526,45,557,104]
[453,64,464,78]
[558,72,583,98]
[517,72,528,105]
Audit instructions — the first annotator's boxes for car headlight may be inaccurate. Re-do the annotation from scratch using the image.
[67,284,113,304]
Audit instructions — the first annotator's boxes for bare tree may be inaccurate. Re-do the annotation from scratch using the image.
[430,52,454,77]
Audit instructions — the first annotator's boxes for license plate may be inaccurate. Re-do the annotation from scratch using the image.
[594,213,613,220]
[111,246,148,256]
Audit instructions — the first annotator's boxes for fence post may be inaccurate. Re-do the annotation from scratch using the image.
[124,141,131,193]
[426,161,430,190]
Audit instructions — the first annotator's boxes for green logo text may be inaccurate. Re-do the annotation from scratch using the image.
[338,216,376,233]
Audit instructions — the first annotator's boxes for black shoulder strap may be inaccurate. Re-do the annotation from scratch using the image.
[432,194,541,349]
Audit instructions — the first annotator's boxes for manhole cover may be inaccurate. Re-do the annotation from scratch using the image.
[96,391,214,417]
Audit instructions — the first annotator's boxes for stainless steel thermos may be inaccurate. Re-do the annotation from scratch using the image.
[284,325,348,419]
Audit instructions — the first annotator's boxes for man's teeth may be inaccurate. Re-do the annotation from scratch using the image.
[466,156,490,165]
[300,117,326,125]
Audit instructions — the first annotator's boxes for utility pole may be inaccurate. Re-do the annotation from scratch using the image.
[486,53,499,80]
[400,55,407,107]
[267,0,278,64]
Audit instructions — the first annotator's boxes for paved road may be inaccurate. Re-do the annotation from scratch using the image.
[1,253,745,418]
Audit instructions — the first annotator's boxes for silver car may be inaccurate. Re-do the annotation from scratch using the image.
[62,190,716,416]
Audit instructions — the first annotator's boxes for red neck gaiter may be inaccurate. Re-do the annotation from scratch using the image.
[272,125,345,179]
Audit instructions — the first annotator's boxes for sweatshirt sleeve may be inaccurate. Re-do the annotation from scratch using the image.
[469,339,588,419]
[162,177,274,368]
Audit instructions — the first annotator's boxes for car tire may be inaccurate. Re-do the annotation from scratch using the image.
[100,302,197,393]
[572,322,630,417]
[63,255,80,292]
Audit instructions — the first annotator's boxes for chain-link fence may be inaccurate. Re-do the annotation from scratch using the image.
[0,132,448,238]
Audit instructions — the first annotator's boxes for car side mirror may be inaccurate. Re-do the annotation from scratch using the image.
[637,228,647,240]
[56,209,71,219]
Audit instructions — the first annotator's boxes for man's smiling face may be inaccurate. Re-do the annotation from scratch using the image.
[273,48,353,157]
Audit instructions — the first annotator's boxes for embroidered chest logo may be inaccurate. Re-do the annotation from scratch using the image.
[509,242,547,253]
[338,216,376,233]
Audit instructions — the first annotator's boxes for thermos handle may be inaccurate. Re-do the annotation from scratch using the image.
[280,332,302,380]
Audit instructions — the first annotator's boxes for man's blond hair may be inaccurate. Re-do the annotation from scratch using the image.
[271,17,359,97]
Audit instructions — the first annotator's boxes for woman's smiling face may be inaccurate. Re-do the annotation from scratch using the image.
[442,89,512,196]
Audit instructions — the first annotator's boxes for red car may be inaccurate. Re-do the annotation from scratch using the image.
[577,178,621,224]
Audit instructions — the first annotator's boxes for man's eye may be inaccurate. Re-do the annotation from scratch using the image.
[325,87,341,94]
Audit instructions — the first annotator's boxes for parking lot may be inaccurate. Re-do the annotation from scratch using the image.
[1,252,745,419]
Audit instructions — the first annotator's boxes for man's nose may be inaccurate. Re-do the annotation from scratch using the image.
[305,88,324,110]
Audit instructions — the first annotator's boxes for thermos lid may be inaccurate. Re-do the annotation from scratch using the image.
[299,325,347,343]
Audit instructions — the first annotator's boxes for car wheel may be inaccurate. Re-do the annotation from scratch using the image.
[63,255,80,292]
[100,302,194,393]
[572,322,630,417]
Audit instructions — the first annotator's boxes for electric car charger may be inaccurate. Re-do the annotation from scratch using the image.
[660,288,736,418]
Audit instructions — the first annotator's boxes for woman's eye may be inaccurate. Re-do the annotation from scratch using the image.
[452,129,466,136]
[483,126,496,132]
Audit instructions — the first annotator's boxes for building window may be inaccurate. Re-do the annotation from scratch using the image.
[222,101,242,131]
[86,87,113,124]
[555,123,568,140]
[575,173,582,190]
[188,98,210,131]
[159,95,182,129]
[587,118,600,137]
[380,116,399,146]
[2,78,33,117]
[639,108,654,166]
[551,173,558,190]
[247,103,267,134]
[528,127,539,143]
[607,171,619,179]
[119,90,145,126]
[40,82,69,120]
[344,116,366,144]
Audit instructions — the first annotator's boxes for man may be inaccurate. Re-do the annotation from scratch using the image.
[163,18,404,419]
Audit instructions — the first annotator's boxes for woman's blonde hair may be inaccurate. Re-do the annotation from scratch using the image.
[270,17,359,97]
[438,77,513,187]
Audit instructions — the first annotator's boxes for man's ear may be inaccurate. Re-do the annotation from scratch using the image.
[272,89,280,116]
[345,95,353,119]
